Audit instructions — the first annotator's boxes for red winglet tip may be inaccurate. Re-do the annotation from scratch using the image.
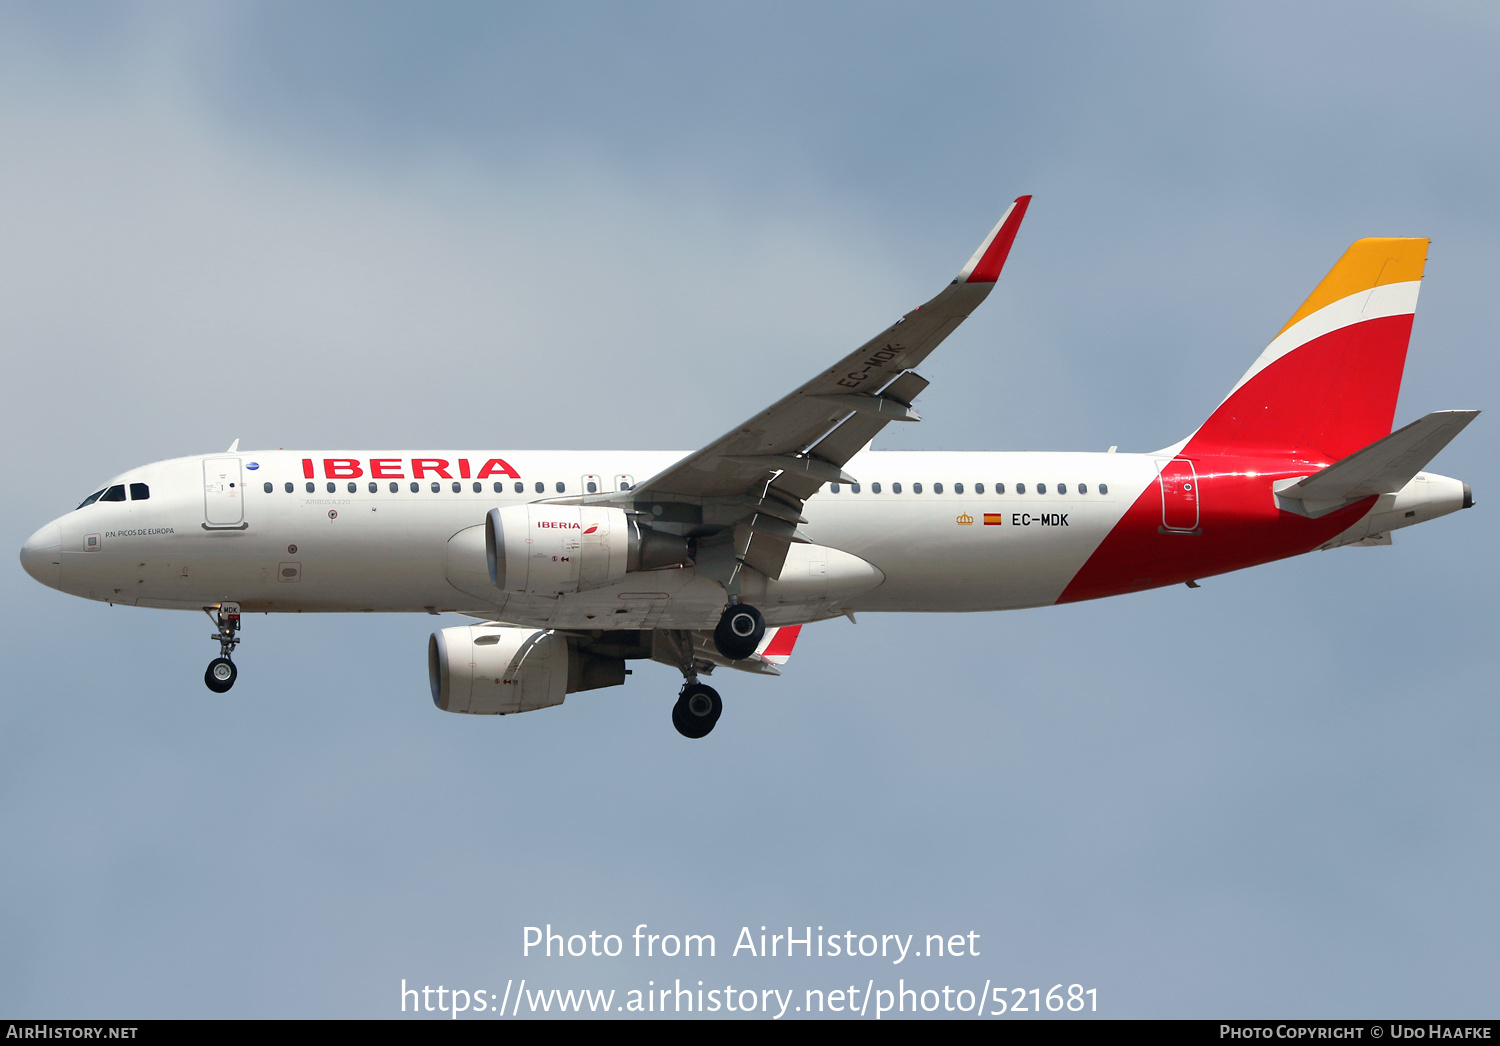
[964,195,1032,284]
[761,625,802,659]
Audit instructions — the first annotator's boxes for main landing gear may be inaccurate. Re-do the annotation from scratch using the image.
[664,602,765,739]
[203,603,241,693]
[672,682,722,739]
[712,601,764,661]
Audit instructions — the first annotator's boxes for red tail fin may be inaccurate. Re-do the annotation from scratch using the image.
[1182,238,1428,463]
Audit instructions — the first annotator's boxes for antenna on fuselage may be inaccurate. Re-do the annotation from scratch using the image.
[226,439,240,453]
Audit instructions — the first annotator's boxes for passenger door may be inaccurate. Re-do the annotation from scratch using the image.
[203,458,245,527]
[1156,457,1200,533]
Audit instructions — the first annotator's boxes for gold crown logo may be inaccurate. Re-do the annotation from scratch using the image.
[956,512,974,525]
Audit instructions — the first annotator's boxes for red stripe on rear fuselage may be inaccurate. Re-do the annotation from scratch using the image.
[1057,456,1372,603]
[1058,315,1411,602]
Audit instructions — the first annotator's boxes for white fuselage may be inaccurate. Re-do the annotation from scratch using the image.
[25,447,1468,633]
[26,448,1160,628]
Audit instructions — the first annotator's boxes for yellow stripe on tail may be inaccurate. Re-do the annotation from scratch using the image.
[1277,237,1429,336]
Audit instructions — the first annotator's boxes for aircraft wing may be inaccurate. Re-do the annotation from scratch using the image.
[618,196,1031,582]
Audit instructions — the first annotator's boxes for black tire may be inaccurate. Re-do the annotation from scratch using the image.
[713,603,764,661]
[672,684,721,739]
[204,657,237,693]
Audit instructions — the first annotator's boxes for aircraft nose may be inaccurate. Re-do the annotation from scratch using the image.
[20,522,63,589]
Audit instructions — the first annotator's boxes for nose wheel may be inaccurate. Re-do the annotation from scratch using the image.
[202,603,242,693]
[672,682,722,739]
[205,657,237,693]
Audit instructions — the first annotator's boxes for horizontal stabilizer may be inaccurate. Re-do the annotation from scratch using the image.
[1274,409,1479,518]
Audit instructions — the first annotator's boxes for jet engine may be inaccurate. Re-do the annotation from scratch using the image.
[429,624,627,714]
[485,504,690,595]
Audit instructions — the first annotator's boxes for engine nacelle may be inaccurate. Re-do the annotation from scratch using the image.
[429,625,627,715]
[486,504,691,595]
[487,504,630,595]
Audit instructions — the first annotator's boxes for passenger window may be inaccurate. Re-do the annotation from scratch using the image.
[474,482,482,493]
[389,482,399,493]
[587,480,598,493]
[535,482,544,494]
[130,483,150,500]
[830,483,840,493]
[1079,483,1088,494]
[913,482,923,494]
[555,481,565,494]
[326,482,335,494]
[1016,483,1025,494]
[263,482,273,494]
[935,482,944,494]
[431,482,441,493]
[872,482,882,494]
[974,483,984,494]
[306,482,315,494]
[368,482,377,493]
[851,483,861,493]
[346,482,356,494]
[452,481,462,493]
[284,482,294,494]
[410,482,420,493]
[100,485,127,502]
[954,482,963,494]
[893,482,903,494]
[996,483,1006,494]
[1057,483,1067,495]
[1099,483,1109,495]
[1037,483,1047,494]
[514,481,523,494]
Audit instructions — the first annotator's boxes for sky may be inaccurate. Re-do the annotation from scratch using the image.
[2,1,1496,1019]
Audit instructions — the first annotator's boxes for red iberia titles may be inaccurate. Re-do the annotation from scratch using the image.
[299,458,521,480]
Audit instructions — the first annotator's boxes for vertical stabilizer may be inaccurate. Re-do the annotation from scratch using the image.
[1183,238,1428,463]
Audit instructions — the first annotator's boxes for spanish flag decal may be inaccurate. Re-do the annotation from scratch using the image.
[983,513,1004,526]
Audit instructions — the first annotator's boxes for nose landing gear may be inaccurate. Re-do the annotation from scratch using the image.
[205,657,237,692]
[203,603,241,693]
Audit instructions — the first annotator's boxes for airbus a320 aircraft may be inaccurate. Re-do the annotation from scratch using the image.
[19,198,1478,738]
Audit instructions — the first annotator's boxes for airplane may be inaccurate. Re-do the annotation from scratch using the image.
[18,197,1478,739]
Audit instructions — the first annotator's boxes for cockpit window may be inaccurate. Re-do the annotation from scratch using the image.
[76,489,106,509]
[129,483,150,501]
[99,485,127,502]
